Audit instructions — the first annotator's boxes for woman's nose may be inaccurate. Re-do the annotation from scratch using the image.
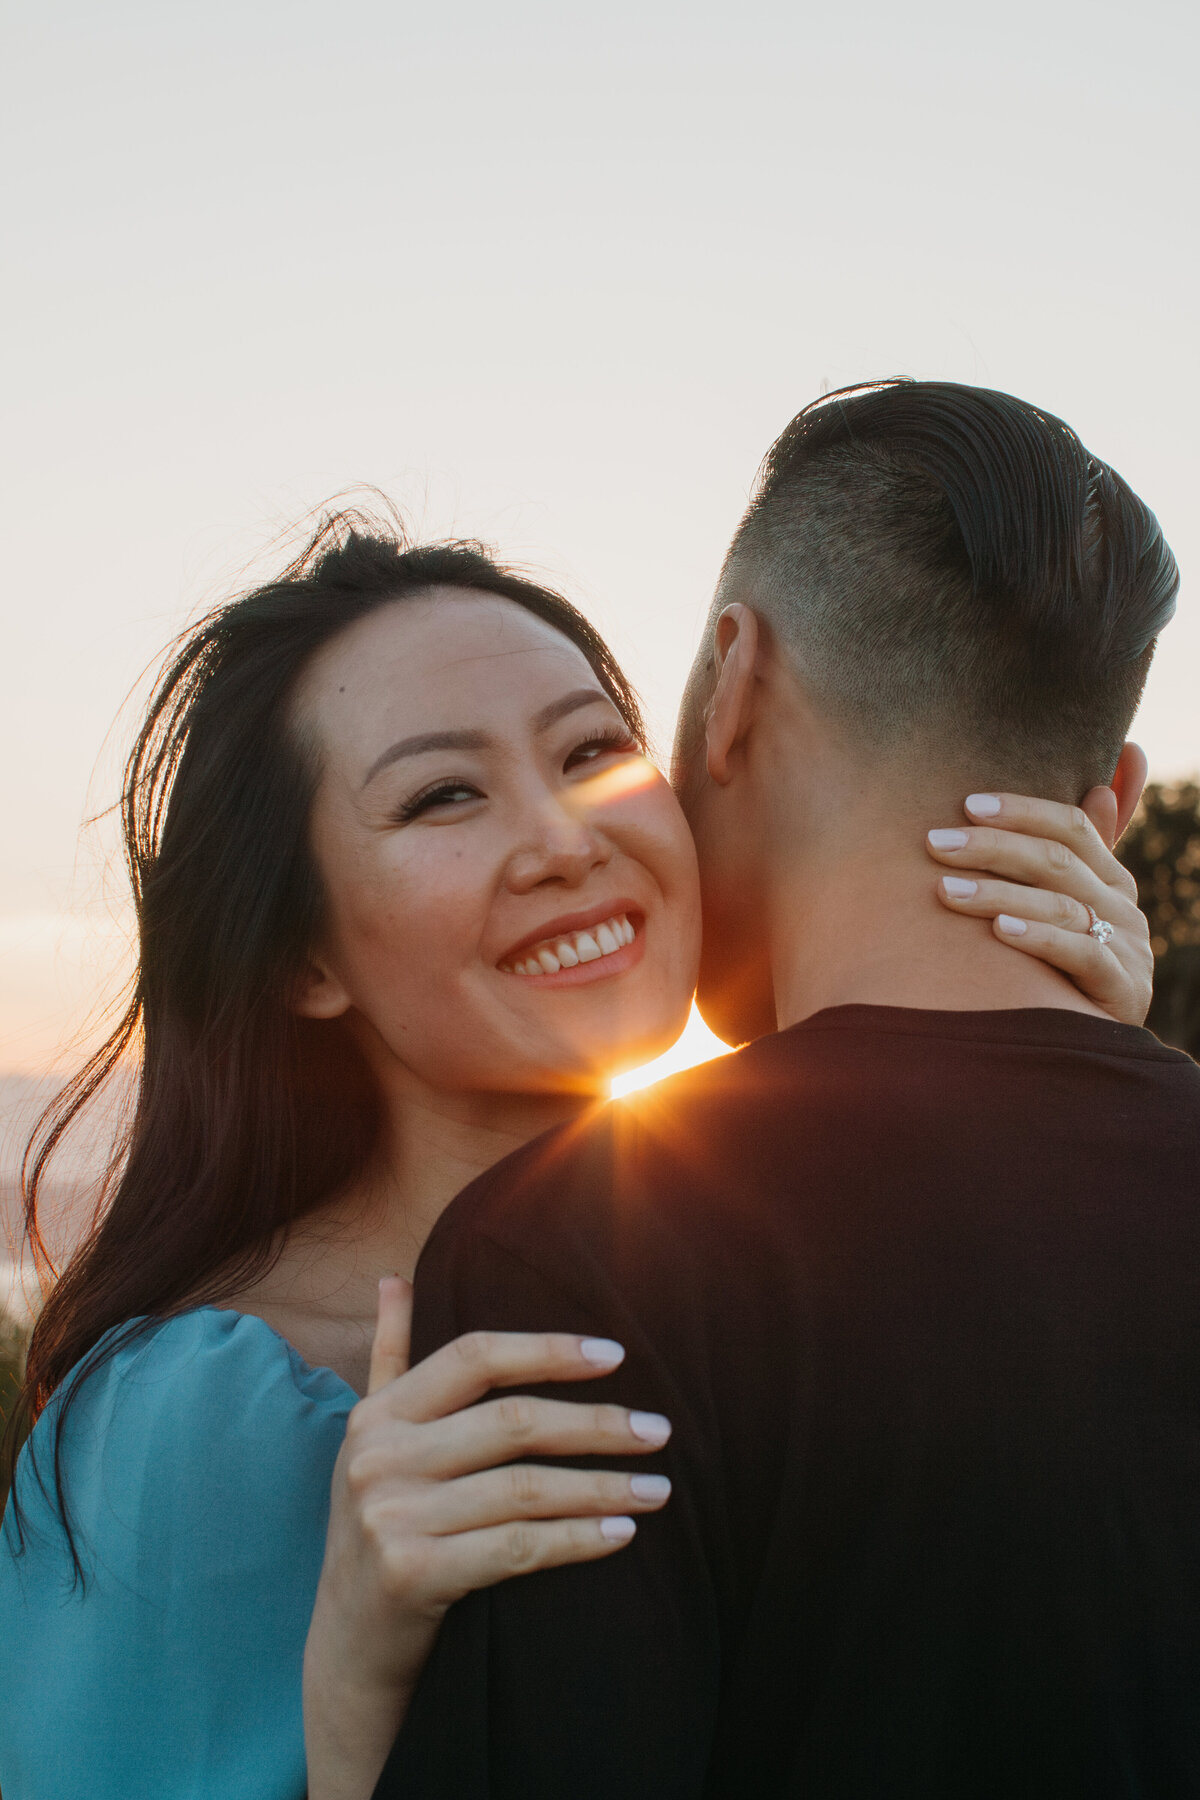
[503,801,612,893]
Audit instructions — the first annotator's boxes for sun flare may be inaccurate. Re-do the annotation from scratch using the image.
[610,1001,733,1098]
[569,755,663,811]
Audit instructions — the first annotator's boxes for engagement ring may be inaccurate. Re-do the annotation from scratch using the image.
[1085,904,1115,946]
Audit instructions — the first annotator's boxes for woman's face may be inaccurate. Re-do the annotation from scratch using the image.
[295,589,702,1096]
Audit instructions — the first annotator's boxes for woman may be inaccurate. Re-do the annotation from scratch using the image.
[0,515,1151,1799]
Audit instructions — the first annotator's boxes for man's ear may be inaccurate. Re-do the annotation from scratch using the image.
[292,951,353,1020]
[704,605,760,787]
[1080,740,1149,848]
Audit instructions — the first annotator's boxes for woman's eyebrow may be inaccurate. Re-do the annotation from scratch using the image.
[361,729,489,789]
[360,690,611,790]
[531,687,611,732]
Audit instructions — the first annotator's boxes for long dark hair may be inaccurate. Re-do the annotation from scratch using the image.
[4,510,645,1551]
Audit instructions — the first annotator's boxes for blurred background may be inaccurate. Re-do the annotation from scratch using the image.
[2,0,1198,1371]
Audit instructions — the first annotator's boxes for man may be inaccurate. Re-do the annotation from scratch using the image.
[376,381,1198,1797]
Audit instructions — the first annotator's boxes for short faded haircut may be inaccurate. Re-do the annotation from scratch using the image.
[719,379,1179,793]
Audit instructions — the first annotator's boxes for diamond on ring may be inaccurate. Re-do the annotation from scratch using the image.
[1085,903,1115,947]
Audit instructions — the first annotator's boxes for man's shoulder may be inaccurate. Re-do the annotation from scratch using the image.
[411,1035,824,1356]
[423,1004,1200,1276]
[411,1005,1200,1371]
[423,1025,838,1271]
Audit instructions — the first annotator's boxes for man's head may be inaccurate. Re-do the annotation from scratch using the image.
[675,379,1179,1040]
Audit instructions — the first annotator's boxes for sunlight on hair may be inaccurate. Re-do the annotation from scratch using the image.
[569,755,663,810]
[611,1001,734,1098]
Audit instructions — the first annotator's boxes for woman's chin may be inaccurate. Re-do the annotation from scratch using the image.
[582,1010,694,1086]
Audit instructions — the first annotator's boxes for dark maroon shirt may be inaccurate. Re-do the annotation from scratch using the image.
[375,1007,1200,1799]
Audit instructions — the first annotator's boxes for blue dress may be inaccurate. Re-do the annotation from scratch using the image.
[0,1307,356,1799]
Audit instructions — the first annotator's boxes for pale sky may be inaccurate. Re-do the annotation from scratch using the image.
[2,0,1197,1075]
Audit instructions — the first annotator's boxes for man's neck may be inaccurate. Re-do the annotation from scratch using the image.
[768,830,1109,1031]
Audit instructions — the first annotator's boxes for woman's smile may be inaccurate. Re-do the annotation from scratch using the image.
[497,905,643,982]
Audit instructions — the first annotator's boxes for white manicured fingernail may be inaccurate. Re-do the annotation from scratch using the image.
[928,829,969,850]
[630,1474,672,1501]
[601,1515,637,1542]
[579,1337,625,1367]
[942,876,978,898]
[966,793,1002,817]
[997,914,1027,935]
[629,1411,672,1444]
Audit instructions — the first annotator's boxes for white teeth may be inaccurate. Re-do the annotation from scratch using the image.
[502,914,637,976]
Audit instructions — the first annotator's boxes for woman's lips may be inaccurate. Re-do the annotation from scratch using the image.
[498,900,642,966]
[498,911,645,987]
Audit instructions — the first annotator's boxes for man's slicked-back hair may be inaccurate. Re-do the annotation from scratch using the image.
[722,379,1180,794]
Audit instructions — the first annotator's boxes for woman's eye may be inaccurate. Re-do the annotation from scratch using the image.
[565,730,638,772]
[396,782,481,823]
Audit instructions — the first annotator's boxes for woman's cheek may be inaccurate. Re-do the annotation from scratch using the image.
[346,925,495,1083]
[615,787,701,912]
[335,862,472,1026]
